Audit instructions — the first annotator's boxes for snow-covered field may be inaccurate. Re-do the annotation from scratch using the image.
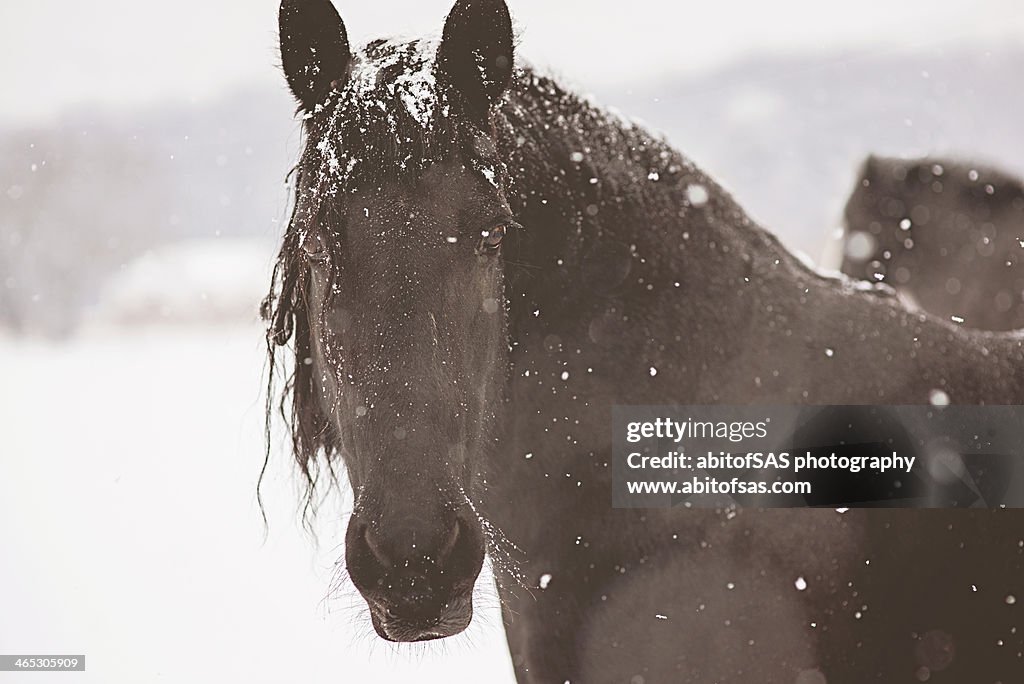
[0,324,515,683]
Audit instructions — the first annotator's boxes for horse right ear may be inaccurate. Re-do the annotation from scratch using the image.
[279,0,351,112]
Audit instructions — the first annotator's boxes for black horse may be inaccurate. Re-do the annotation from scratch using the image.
[265,0,1024,681]
[838,155,1024,331]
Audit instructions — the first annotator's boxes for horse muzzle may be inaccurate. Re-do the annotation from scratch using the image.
[345,508,486,642]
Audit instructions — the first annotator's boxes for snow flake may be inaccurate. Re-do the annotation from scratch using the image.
[479,165,498,188]
[844,232,876,261]
[685,183,709,207]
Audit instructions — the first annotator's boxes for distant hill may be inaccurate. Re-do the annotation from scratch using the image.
[2,47,1022,336]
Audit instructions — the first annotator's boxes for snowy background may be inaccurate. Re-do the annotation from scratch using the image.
[2,1,1023,682]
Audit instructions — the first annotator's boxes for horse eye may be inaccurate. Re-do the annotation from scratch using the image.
[479,224,508,252]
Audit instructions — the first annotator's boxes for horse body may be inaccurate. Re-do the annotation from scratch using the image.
[483,71,1024,682]
[268,1,1024,681]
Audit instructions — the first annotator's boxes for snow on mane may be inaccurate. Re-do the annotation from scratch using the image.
[348,37,440,129]
[304,37,444,197]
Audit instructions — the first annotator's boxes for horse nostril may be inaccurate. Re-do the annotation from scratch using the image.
[438,515,462,562]
[440,512,485,576]
[362,523,394,569]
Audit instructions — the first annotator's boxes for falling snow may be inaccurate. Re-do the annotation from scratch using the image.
[685,183,709,207]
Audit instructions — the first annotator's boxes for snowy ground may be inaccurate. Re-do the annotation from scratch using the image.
[0,324,516,683]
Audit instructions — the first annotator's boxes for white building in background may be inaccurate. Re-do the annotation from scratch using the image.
[88,239,274,329]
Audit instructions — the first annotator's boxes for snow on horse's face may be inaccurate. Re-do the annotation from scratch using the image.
[276,0,515,642]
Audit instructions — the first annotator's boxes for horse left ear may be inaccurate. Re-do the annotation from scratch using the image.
[437,0,515,121]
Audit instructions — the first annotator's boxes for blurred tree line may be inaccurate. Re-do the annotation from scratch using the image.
[0,88,296,337]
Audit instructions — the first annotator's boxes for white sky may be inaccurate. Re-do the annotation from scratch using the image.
[1,0,1023,125]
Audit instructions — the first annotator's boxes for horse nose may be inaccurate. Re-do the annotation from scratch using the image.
[361,514,463,570]
[345,508,485,601]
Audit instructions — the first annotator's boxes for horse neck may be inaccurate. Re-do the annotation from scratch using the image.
[494,70,798,336]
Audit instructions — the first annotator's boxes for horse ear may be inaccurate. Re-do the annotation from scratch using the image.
[279,0,351,112]
[437,0,515,121]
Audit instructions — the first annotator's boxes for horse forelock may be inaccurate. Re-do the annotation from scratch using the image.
[299,38,452,197]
